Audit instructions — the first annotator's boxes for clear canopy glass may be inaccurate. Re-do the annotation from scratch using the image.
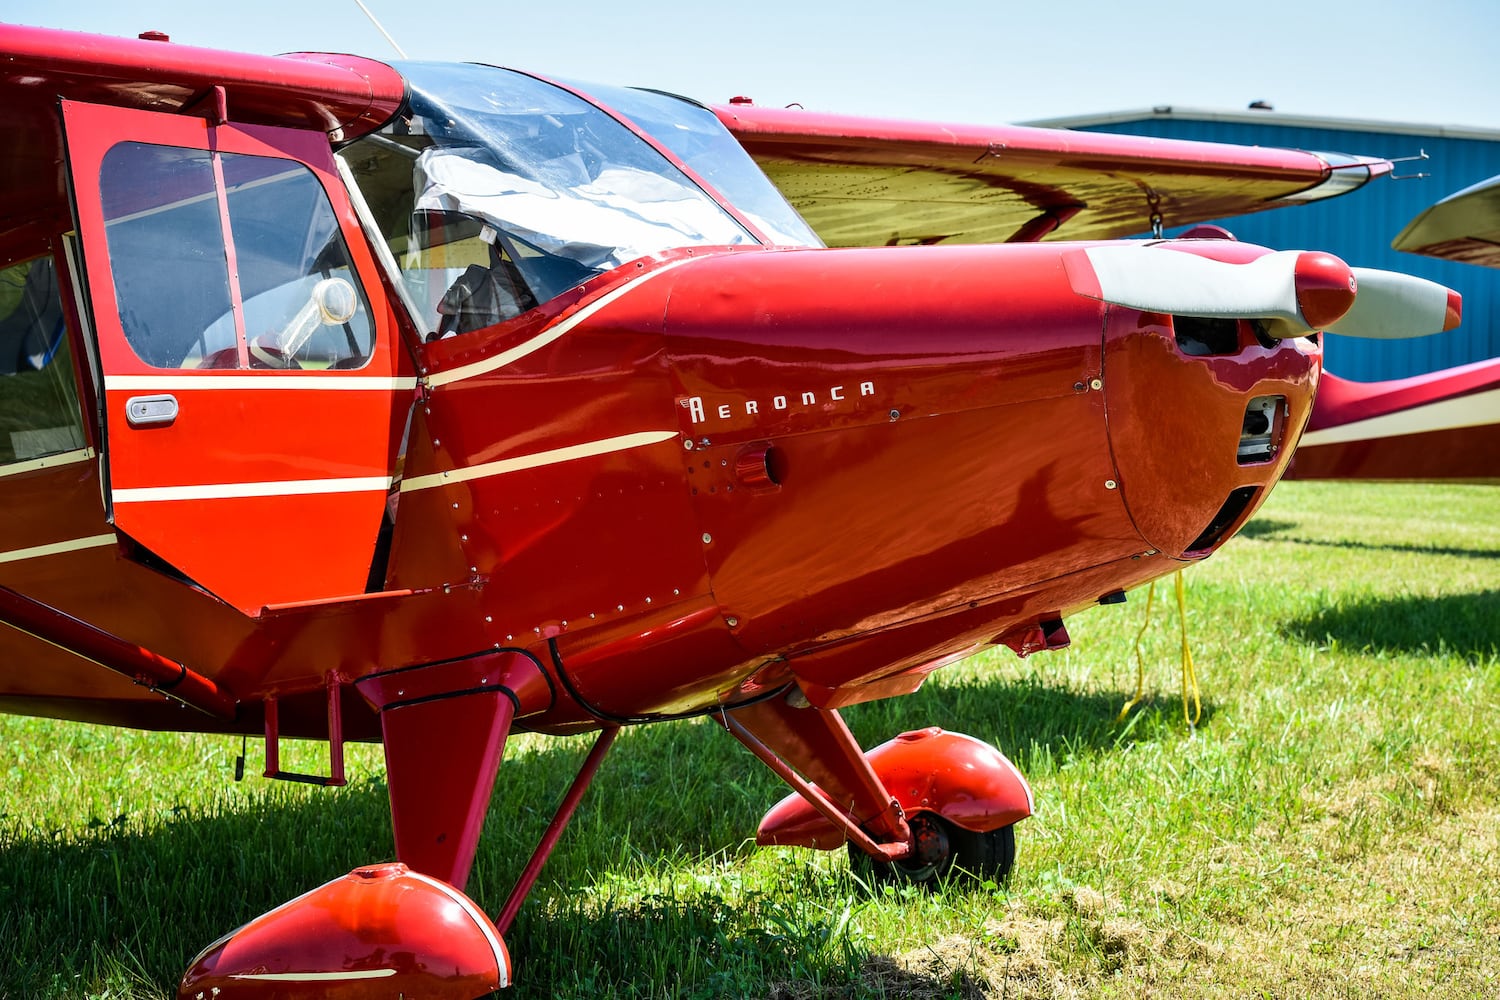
[562,79,822,249]
[338,62,819,338]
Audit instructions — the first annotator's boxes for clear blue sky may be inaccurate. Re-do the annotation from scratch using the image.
[5,0,1498,129]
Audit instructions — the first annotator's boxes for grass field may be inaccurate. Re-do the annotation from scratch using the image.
[2,481,1497,999]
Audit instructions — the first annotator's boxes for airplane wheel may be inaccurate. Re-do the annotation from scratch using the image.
[849,811,1016,886]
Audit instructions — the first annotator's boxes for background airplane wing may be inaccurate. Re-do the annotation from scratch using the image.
[714,103,1392,246]
[1391,174,1500,268]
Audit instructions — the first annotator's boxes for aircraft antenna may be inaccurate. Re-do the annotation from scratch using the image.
[352,0,409,58]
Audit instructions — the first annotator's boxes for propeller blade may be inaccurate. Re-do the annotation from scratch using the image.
[1069,244,1357,336]
[1325,268,1463,339]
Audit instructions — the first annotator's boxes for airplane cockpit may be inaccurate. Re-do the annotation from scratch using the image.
[336,63,820,339]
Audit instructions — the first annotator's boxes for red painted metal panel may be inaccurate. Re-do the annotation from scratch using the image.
[179,863,508,998]
[0,579,235,717]
[1101,276,1321,555]
[389,254,712,708]
[661,244,1126,660]
[1293,423,1499,482]
[1306,360,1500,430]
[60,99,410,612]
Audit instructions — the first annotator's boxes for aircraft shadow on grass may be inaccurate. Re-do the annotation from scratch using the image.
[1237,519,1497,657]
[1280,589,1500,660]
[1239,517,1499,562]
[0,669,1199,995]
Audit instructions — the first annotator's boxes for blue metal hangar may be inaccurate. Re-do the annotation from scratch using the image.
[1029,106,1500,382]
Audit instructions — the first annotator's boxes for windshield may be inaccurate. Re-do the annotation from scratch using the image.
[563,81,822,249]
[338,62,760,338]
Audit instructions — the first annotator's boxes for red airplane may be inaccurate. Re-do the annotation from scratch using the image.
[1288,176,1500,482]
[0,24,1461,998]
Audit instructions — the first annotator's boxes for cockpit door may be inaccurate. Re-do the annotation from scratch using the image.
[60,100,413,614]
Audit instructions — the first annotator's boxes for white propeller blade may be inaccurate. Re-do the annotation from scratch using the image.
[1068,242,1461,340]
[1326,268,1462,339]
[1068,245,1355,335]
[1074,246,1299,320]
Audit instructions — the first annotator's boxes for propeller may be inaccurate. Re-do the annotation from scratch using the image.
[1329,268,1462,339]
[1068,243,1461,339]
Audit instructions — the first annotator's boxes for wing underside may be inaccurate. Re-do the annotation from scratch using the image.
[1392,174,1500,268]
[715,104,1391,246]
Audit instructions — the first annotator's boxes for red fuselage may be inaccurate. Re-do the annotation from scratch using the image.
[0,27,1319,744]
[0,238,1320,735]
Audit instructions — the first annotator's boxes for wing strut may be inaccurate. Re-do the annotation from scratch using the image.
[0,581,235,718]
[494,725,620,935]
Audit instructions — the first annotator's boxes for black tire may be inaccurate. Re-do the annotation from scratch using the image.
[848,811,1017,887]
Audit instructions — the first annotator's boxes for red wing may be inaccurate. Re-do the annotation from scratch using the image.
[715,103,1391,246]
[0,25,405,229]
[1392,174,1500,268]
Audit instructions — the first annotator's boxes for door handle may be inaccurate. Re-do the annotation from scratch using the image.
[125,393,179,428]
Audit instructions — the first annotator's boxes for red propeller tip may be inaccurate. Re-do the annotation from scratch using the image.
[1445,288,1463,331]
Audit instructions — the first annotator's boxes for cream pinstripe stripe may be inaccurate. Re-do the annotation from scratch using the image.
[426,257,695,388]
[0,533,115,565]
[113,476,391,503]
[0,448,95,479]
[104,375,418,391]
[401,431,677,493]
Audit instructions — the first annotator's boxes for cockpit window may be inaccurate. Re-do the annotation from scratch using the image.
[99,143,375,370]
[338,63,760,338]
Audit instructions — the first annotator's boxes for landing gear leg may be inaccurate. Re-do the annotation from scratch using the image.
[178,649,584,998]
[379,683,516,887]
[721,695,912,858]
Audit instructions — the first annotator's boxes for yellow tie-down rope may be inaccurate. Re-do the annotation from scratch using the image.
[1116,569,1202,729]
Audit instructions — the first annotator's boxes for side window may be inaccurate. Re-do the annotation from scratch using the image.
[0,256,86,465]
[99,143,375,370]
[338,135,524,340]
